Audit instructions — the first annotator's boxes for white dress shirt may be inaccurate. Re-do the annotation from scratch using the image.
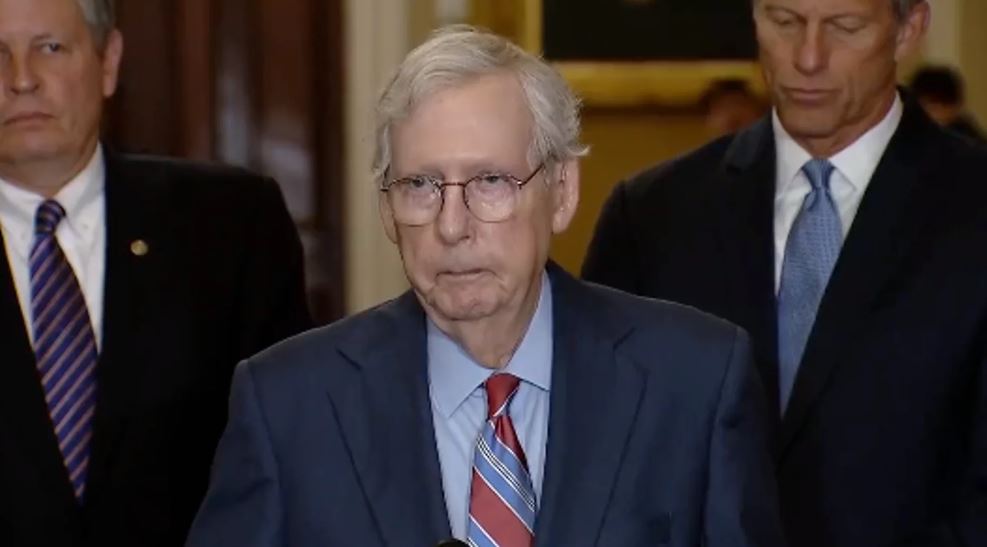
[773,94,903,291]
[0,146,106,348]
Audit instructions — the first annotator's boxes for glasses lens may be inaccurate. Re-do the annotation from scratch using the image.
[465,175,518,222]
[390,177,438,225]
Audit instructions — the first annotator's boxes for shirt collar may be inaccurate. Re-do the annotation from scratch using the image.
[427,271,554,418]
[829,94,902,191]
[773,93,903,193]
[773,111,813,196]
[0,144,105,248]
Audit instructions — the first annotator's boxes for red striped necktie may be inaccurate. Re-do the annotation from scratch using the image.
[466,373,536,547]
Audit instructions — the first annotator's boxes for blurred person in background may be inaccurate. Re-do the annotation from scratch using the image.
[701,78,767,137]
[0,0,311,545]
[910,64,987,145]
[585,0,987,546]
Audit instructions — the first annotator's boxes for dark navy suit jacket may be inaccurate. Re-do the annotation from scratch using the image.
[186,265,785,547]
[583,99,987,547]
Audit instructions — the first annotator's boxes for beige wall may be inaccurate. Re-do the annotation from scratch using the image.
[959,0,987,124]
[343,0,414,312]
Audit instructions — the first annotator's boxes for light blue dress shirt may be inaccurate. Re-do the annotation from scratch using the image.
[427,272,553,540]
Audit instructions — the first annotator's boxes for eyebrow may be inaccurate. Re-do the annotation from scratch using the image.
[762,4,869,20]
[827,13,869,23]
[28,33,67,44]
[0,33,62,50]
[763,5,804,19]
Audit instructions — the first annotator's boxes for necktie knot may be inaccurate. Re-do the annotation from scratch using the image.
[801,158,835,192]
[484,373,521,419]
[35,200,66,235]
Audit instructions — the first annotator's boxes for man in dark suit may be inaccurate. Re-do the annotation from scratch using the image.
[187,26,785,547]
[584,1,987,546]
[0,1,311,546]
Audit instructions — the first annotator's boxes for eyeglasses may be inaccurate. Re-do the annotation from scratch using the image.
[380,163,545,225]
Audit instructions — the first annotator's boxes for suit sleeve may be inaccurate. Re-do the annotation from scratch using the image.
[900,355,987,547]
[186,361,283,547]
[704,328,788,547]
[239,178,313,355]
[581,180,641,293]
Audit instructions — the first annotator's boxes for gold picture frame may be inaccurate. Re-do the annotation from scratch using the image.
[475,0,765,108]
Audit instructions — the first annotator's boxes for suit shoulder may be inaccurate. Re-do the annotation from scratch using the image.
[621,134,735,199]
[112,153,279,196]
[938,128,987,169]
[570,282,748,404]
[907,124,987,217]
[109,154,292,228]
[581,280,742,354]
[242,296,411,383]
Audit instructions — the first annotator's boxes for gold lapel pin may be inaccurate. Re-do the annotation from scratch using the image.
[130,239,149,257]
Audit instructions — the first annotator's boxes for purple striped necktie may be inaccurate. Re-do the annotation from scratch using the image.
[29,199,98,502]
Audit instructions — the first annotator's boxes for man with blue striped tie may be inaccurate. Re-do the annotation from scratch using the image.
[0,1,312,546]
[187,26,785,547]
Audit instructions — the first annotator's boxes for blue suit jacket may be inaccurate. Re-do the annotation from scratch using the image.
[186,265,785,547]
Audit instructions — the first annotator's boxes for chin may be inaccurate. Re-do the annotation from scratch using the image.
[778,109,841,139]
[0,138,66,164]
[426,287,503,322]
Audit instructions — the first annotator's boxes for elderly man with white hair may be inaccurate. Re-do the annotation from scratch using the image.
[186,26,785,547]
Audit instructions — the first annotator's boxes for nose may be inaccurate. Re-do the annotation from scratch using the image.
[434,185,472,245]
[794,23,828,75]
[2,51,40,96]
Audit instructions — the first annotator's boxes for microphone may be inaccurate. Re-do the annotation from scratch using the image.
[436,540,468,547]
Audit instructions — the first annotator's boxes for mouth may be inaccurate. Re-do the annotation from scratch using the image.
[3,112,53,126]
[782,87,835,105]
[438,269,488,281]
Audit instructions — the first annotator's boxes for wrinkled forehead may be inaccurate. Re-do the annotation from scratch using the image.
[391,74,535,172]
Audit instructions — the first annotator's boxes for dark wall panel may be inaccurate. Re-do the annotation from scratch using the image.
[106,0,345,323]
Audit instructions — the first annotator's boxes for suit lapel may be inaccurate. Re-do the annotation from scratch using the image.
[535,265,646,546]
[86,151,172,498]
[718,119,782,421]
[328,268,648,545]
[779,101,940,454]
[0,232,79,507]
[330,292,451,546]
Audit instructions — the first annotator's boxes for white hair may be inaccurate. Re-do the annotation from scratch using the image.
[372,25,588,187]
[76,0,115,49]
